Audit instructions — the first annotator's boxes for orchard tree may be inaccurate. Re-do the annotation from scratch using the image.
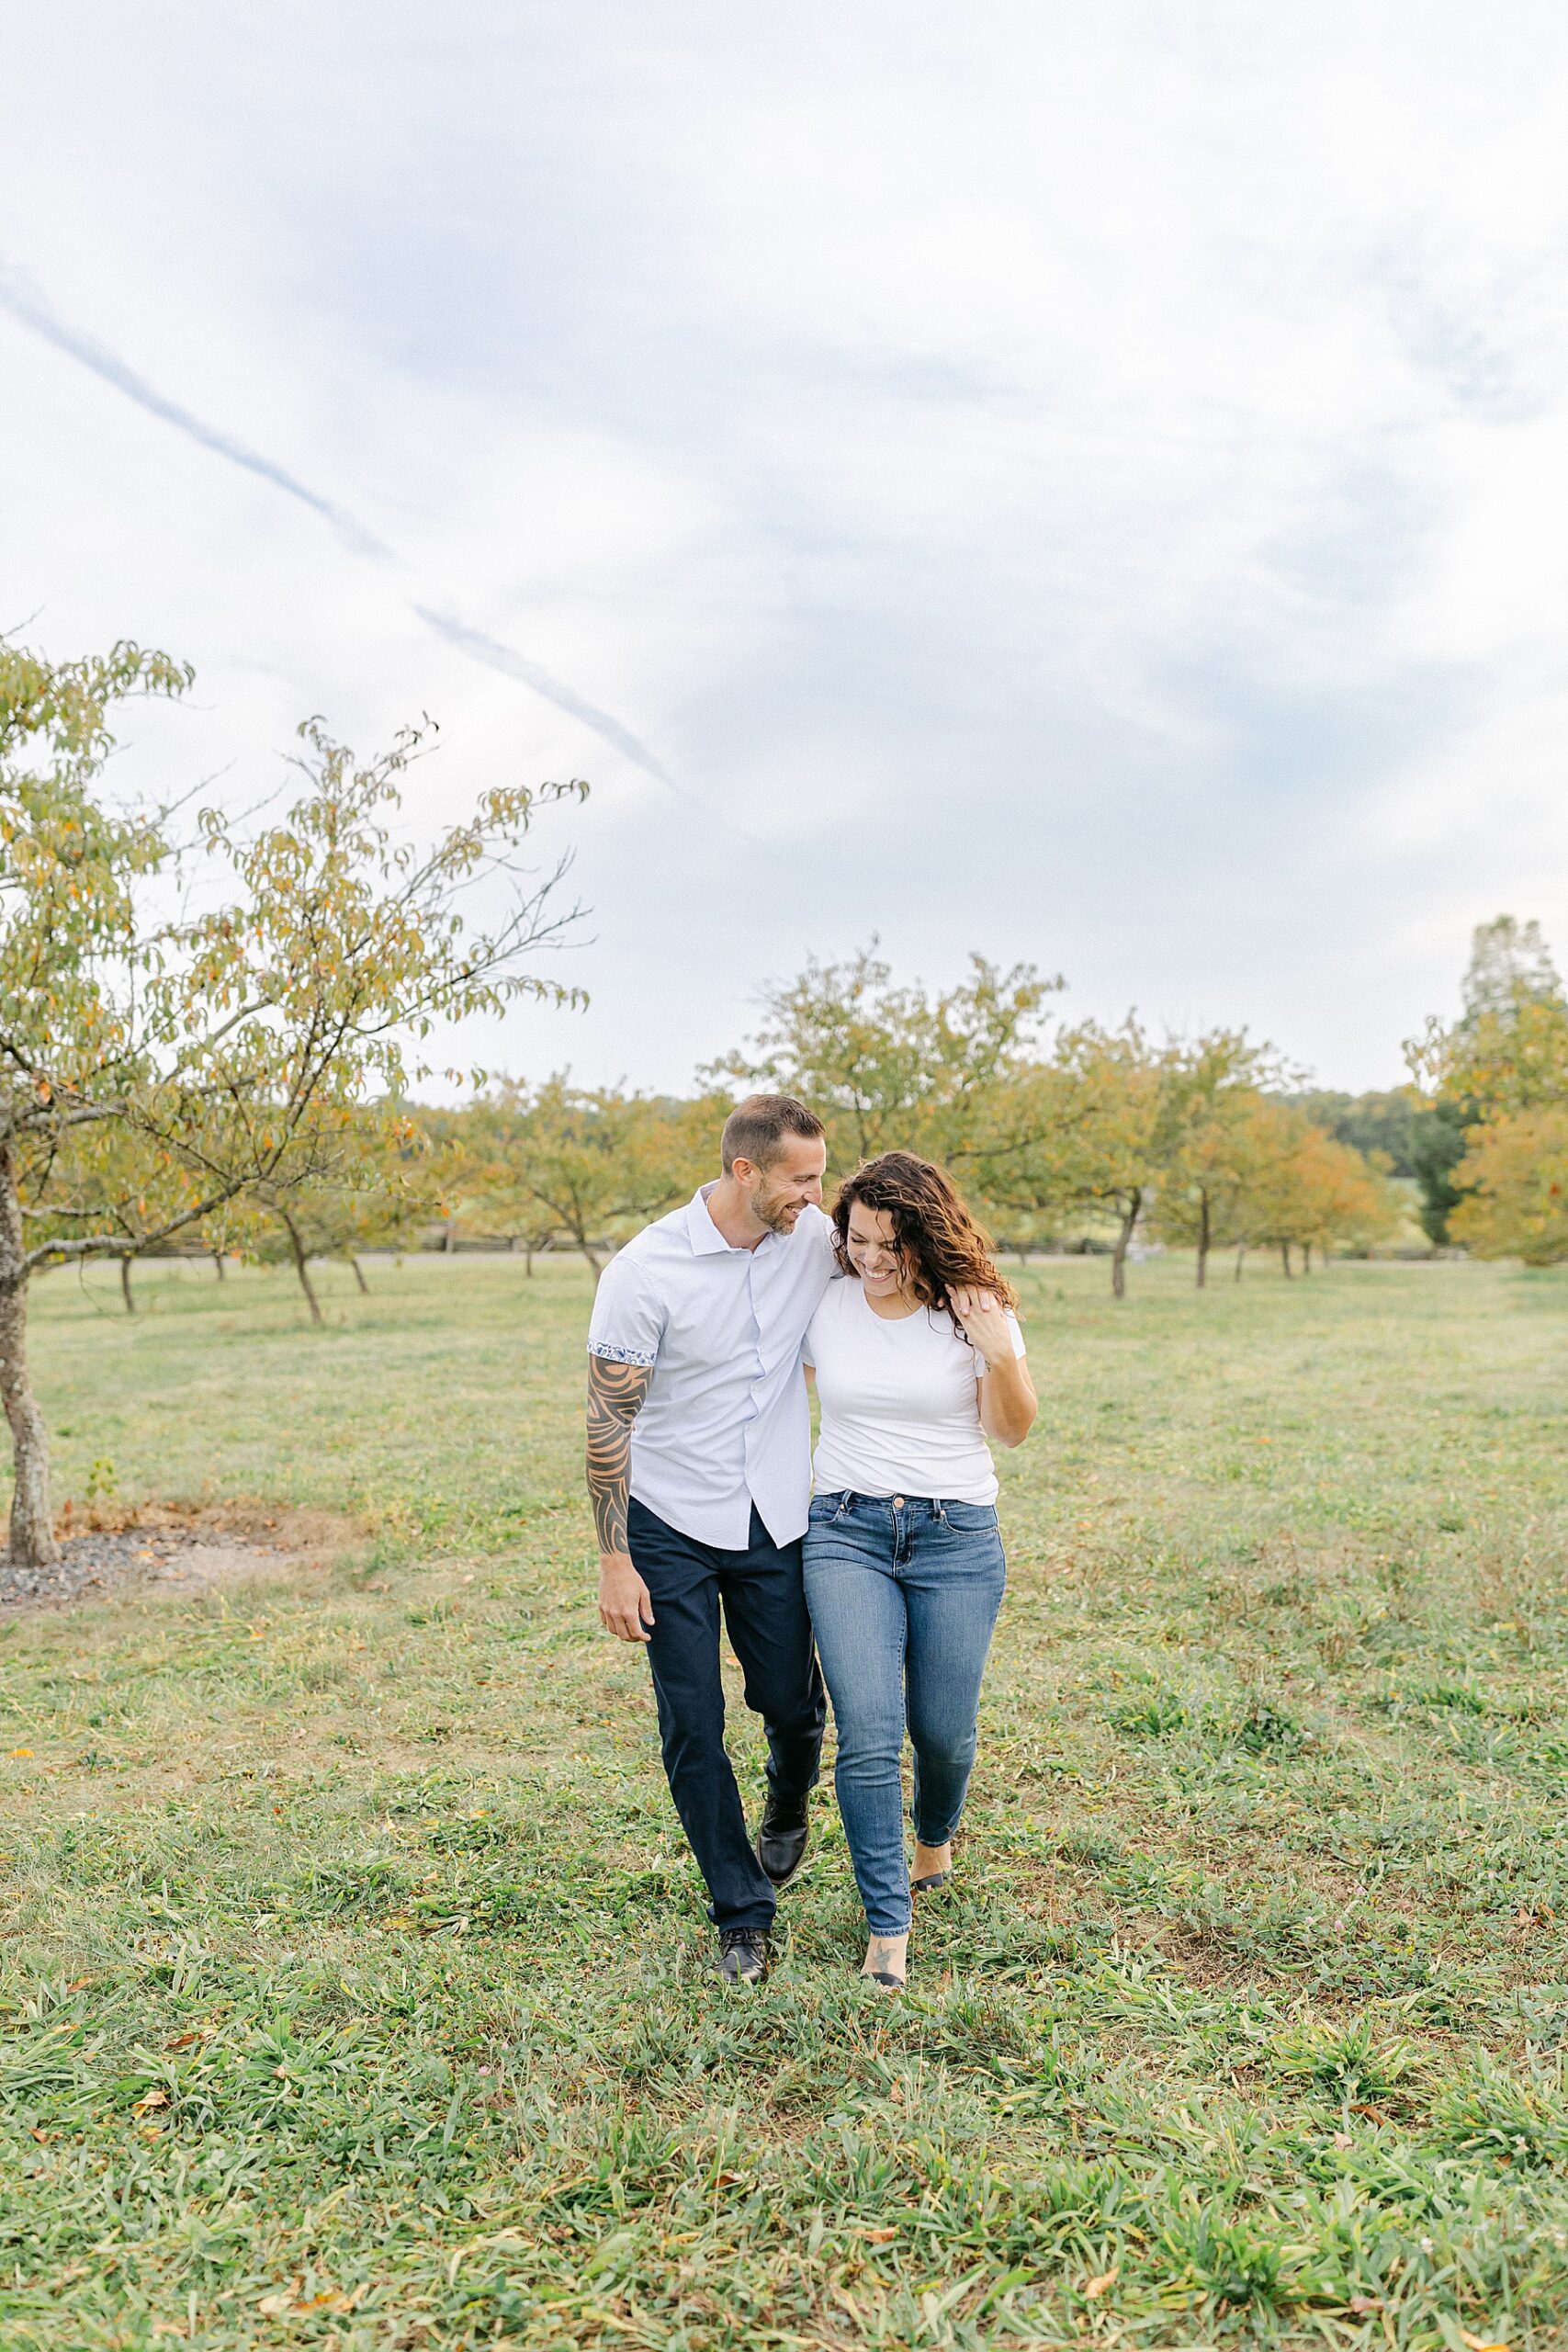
[432,1097,560,1270]
[1150,1032,1286,1287]
[1411,919,1568,1124]
[1234,1106,1394,1272]
[1450,1109,1568,1266]
[975,1019,1161,1297]
[457,1076,713,1276]
[1,639,200,1558]
[1286,1127,1398,1265]
[0,634,586,1565]
[23,1114,192,1315]
[1407,914,1568,1243]
[1292,1087,1420,1176]
[1460,915,1562,1023]
[220,1105,450,1318]
[1201,1095,1303,1278]
[713,943,1060,1171]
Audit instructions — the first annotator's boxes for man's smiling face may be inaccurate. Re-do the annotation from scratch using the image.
[742,1136,828,1234]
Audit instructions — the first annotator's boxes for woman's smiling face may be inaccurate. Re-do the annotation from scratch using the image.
[845,1202,906,1296]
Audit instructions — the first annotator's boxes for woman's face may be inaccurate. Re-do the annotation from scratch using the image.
[845,1202,906,1296]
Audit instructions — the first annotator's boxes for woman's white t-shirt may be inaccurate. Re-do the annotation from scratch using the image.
[804,1276,1027,1506]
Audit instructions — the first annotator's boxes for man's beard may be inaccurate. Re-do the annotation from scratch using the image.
[755,1190,801,1235]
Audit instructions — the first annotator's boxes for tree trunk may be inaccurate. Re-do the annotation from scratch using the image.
[524,1242,534,1277]
[0,1143,59,1566]
[1234,1244,1246,1283]
[443,1222,456,1253]
[349,1253,369,1295]
[1196,1192,1211,1289]
[212,1251,227,1282]
[1280,1242,1292,1278]
[119,1253,136,1314]
[1111,1189,1142,1302]
[1303,1241,1313,1274]
[280,1211,323,1325]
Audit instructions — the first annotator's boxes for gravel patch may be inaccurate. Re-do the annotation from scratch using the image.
[0,1526,297,1610]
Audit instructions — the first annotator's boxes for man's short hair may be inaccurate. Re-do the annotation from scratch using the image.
[720,1093,826,1173]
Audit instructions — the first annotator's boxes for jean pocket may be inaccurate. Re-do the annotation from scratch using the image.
[809,1491,850,1522]
[941,1500,999,1533]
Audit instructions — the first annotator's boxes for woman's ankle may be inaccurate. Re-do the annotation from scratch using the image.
[863,1929,908,1977]
[913,1838,952,1871]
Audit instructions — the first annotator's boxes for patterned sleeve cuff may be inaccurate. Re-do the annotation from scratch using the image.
[586,1340,658,1367]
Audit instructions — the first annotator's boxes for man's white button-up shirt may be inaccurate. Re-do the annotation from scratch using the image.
[586,1184,837,1550]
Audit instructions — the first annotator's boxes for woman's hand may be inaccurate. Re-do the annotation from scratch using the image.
[952,1283,1037,1447]
[949,1283,1014,1363]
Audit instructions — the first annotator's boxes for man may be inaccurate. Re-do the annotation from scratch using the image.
[586,1093,834,1983]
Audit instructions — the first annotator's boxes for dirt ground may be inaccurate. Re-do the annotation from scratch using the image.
[0,1504,353,1610]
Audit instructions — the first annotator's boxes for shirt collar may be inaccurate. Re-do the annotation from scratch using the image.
[687,1182,738,1255]
[686,1182,775,1257]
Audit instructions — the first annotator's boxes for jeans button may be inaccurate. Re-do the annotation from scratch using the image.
[893,1496,905,1509]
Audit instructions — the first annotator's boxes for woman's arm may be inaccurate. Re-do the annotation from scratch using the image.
[950,1284,1037,1448]
[977,1351,1037,1447]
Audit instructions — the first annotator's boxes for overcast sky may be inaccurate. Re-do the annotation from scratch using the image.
[5,3,1568,1094]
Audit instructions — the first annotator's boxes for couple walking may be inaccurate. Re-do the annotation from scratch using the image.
[586,1094,1036,1991]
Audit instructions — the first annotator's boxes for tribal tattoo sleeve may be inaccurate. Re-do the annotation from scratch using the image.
[585,1353,652,1557]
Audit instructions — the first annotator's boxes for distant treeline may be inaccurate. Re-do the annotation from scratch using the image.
[8,616,1563,1578]
[1283,1091,1465,1245]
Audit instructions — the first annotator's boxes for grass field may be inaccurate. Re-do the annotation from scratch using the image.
[4,1249,1568,2350]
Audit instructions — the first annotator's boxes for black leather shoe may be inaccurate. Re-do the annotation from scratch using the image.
[755,1790,810,1887]
[717,1928,769,1984]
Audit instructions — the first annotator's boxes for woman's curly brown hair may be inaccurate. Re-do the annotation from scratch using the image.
[832,1150,1015,1326]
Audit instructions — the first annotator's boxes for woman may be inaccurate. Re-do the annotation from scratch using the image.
[802,1151,1036,1992]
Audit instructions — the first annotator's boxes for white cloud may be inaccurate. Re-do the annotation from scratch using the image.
[4,0,1568,1091]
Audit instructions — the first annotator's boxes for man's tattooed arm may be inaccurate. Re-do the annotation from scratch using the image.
[588,1355,655,1643]
[586,1353,651,1555]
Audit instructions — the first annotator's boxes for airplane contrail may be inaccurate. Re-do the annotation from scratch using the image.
[0,265,393,563]
[0,261,695,799]
[413,605,680,790]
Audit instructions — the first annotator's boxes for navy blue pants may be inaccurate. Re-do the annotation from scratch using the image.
[627,1498,825,1933]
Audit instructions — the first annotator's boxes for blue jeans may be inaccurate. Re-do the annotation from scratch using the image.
[803,1492,1007,1935]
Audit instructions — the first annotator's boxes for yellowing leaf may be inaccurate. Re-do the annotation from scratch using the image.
[1083,2269,1119,2300]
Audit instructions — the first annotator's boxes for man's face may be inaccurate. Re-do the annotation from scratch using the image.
[741,1137,828,1234]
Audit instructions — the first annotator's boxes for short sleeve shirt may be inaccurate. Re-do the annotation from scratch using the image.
[805,1278,1027,1504]
[587,1186,836,1548]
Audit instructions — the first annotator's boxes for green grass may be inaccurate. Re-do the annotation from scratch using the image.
[4,1250,1568,2348]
